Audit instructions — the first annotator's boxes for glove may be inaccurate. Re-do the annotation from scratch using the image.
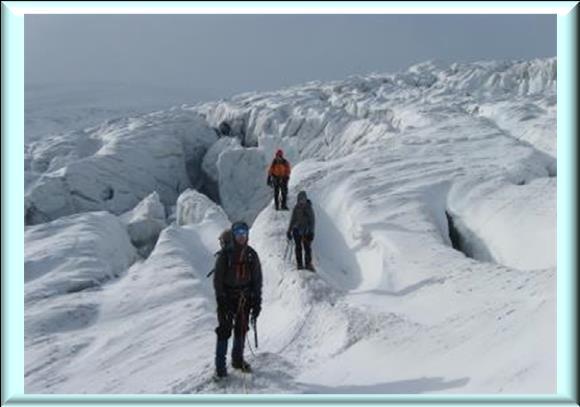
[307,233,314,241]
[267,176,273,187]
[286,231,292,241]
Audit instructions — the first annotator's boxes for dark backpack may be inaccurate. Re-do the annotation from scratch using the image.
[218,229,233,250]
[206,228,233,278]
[207,228,258,279]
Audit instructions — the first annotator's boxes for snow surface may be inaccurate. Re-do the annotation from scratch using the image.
[24,58,556,394]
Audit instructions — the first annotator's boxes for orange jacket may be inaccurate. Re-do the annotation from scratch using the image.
[268,157,291,178]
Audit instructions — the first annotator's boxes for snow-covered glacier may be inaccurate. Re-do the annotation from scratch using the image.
[24,58,556,394]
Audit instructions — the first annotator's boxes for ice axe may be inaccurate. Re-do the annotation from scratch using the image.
[252,316,258,348]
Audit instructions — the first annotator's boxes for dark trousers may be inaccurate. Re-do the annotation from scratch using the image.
[273,177,288,209]
[293,231,312,268]
[215,291,250,373]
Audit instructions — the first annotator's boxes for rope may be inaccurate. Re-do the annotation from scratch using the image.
[234,292,250,394]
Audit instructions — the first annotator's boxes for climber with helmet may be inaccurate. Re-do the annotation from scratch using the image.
[212,221,263,379]
[286,191,316,271]
[267,149,291,210]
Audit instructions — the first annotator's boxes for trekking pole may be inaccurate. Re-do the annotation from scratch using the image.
[285,240,291,262]
[284,240,290,261]
[289,240,295,262]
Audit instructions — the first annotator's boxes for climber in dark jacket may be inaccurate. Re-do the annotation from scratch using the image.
[286,191,316,271]
[213,221,262,378]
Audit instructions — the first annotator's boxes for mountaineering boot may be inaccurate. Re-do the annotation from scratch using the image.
[304,243,313,268]
[213,370,228,381]
[215,339,228,379]
[295,243,303,270]
[296,256,304,270]
[304,255,314,271]
[231,332,251,372]
[232,359,253,373]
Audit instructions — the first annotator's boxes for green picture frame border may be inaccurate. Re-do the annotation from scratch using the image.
[2,1,577,406]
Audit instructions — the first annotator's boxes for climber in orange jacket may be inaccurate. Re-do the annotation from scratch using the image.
[267,149,291,210]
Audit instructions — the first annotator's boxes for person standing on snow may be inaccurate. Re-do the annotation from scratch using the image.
[213,221,262,379]
[267,149,291,210]
[286,191,316,271]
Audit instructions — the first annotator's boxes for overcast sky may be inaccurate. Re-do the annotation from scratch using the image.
[26,14,556,102]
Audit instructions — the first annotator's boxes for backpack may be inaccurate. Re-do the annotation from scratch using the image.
[206,229,258,281]
[291,199,313,236]
[270,157,290,178]
[206,228,233,278]
[218,229,233,250]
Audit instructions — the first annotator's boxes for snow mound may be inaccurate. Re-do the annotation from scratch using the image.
[218,147,272,224]
[25,211,137,383]
[476,98,557,158]
[120,191,167,257]
[176,188,229,226]
[448,177,556,270]
[26,221,228,393]
[25,110,217,225]
[25,211,136,301]
[195,59,556,162]
[405,58,556,96]
[201,137,241,183]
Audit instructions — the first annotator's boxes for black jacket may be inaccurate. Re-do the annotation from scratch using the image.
[288,200,315,236]
[213,243,262,303]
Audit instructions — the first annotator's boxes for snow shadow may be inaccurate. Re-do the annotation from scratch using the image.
[300,376,470,394]
[312,204,363,291]
[349,276,446,297]
[26,302,100,336]
[445,210,494,263]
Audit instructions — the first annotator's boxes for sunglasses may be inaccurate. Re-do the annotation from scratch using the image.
[233,228,249,237]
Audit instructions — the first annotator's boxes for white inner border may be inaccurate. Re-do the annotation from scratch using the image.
[5,1,578,16]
